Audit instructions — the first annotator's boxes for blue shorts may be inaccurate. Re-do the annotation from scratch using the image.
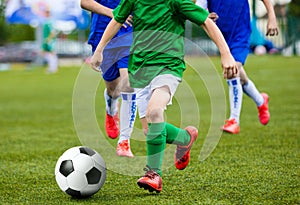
[230,45,249,65]
[209,0,251,65]
[221,23,250,65]
[91,44,130,82]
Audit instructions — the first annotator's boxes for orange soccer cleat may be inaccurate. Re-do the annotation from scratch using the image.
[258,93,270,125]
[137,167,162,193]
[105,112,119,139]
[116,139,134,158]
[174,126,198,170]
[221,119,240,134]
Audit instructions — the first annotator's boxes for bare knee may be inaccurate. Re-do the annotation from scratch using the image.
[227,62,248,85]
[119,79,134,92]
[119,68,134,93]
[146,107,164,123]
[238,66,249,85]
[105,78,122,98]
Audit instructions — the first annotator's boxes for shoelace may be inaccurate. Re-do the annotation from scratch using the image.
[119,141,129,151]
[225,119,236,126]
[177,153,188,164]
[176,148,188,162]
[143,166,159,179]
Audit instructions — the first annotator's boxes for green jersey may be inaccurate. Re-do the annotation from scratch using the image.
[113,0,209,88]
[42,20,55,52]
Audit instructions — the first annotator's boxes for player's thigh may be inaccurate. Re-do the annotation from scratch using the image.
[136,87,150,119]
[116,47,132,92]
[146,74,181,121]
[147,86,170,122]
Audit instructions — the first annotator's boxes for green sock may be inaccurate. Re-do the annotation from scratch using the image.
[146,122,166,176]
[165,123,190,146]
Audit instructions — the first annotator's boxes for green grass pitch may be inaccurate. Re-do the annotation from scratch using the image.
[0,55,299,204]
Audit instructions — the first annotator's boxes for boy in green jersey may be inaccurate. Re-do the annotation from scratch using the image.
[90,0,237,193]
[42,9,58,74]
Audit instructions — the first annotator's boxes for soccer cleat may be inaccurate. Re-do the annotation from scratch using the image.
[221,119,240,134]
[116,139,134,158]
[174,126,198,170]
[137,167,162,193]
[258,93,270,125]
[105,112,119,139]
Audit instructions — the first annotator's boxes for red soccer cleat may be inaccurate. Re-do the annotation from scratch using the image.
[105,112,119,139]
[174,126,198,170]
[116,139,134,158]
[258,93,270,125]
[221,119,240,134]
[137,167,162,193]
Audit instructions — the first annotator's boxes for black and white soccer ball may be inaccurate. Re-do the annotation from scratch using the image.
[55,146,106,198]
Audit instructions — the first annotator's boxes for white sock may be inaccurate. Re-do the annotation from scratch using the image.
[227,77,243,124]
[104,89,119,116]
[45,53,58,73]
[242,80,264,107]
[118,92,137,144]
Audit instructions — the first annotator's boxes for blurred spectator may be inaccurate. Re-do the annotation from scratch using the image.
[41,9,58,74]
[250,17,279,55]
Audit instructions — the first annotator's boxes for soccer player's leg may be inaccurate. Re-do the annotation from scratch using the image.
[166,124,198,170]
[137,122,165,193]
[103,83,120,139]
[221,50,245,134]
[222,77,242,134]
[137,86,170,193]
[117,89,136,157]
[240,66,270,125]
[47,52,58,73]
[116,52,136,157]
[101,49,121,139]
[136,87,149,136]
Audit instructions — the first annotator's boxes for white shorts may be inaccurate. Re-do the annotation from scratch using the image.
[135,74,181,118]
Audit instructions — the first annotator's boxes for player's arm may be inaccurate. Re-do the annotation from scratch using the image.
[80,0,132,27]
[80,0,113,17]
[178,0,236,78]
[201,18,238,79]
[261,0,278,36]
[90,19,122,71]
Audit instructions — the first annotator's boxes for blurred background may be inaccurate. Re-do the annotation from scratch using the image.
[0,0,299,66]
[188,0,300,56]
[0,0,90,67]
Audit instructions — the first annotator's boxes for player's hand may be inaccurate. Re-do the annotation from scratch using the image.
[122,15,133,28]
[208,12,218,23]
[221,54,238,79]
[89,51,103,72]
[266,18,278,36]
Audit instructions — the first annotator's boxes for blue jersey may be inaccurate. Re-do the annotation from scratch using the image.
[87,0,132,50]
[208,0,251,64]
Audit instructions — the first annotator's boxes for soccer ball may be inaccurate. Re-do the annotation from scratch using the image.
[55,146,106,198]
